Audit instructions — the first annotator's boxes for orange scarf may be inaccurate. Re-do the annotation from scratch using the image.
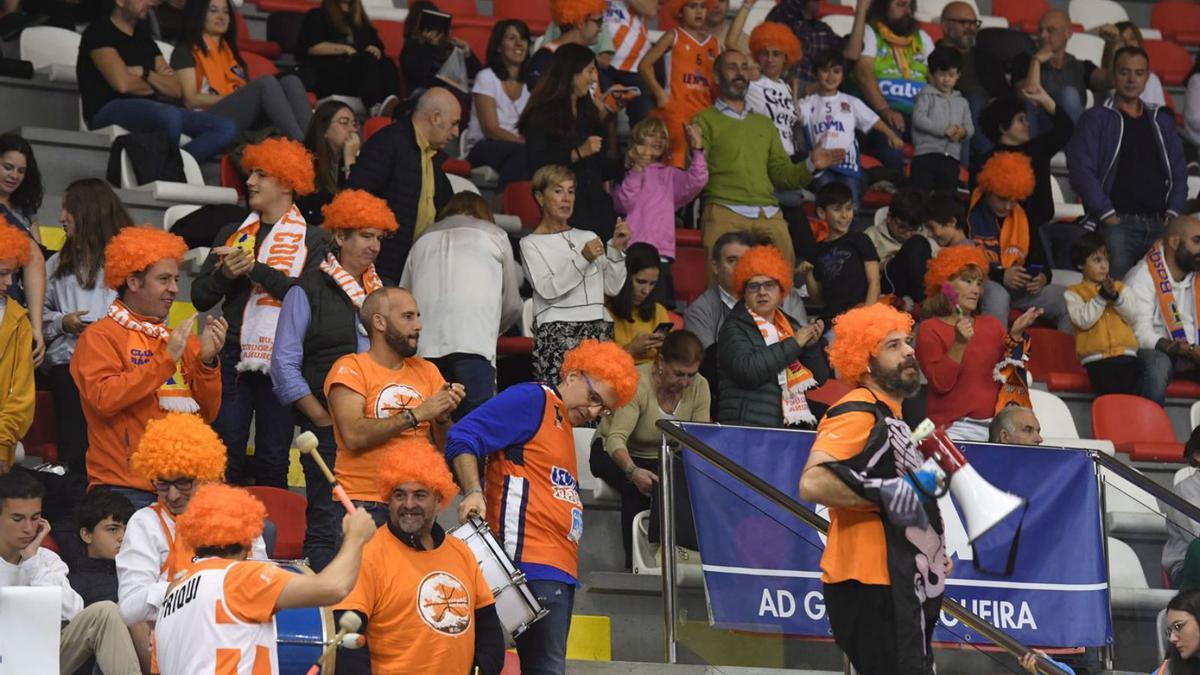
[1145,239,1200,343]
[107,300,197,413]
[319,253,382,310]
[751,309,817,426]
[191,36,246,97]
[876,23,916,79]
[151,503,193,581]
[970,189,1030,269]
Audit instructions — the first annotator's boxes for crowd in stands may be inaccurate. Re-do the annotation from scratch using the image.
[4,0,1200,670]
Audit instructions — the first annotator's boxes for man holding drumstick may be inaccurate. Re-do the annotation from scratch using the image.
[334,438,504,675]
[446,340,639,675]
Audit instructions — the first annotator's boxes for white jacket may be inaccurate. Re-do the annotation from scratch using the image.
[0,547,83,621]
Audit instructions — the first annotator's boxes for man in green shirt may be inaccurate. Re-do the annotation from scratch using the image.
[695,50,844,276]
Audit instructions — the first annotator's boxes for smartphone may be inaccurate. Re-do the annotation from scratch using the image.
[1025,264,1044,276]
[654,321,674,336]
[618,86,641,97]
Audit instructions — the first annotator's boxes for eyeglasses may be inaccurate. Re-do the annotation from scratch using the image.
[153,478,195,493]
[745,280,781,294]
[944,18,982,29]
[1168,619,1190,639]
[582,374,614,417]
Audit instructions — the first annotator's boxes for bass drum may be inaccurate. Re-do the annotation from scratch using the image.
[272,561,336,673]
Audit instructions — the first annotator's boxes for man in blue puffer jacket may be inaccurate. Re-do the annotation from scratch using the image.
[1066,45,1188,281]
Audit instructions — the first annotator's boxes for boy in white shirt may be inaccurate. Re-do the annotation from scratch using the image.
[798,51,903,216]
[0,470,141,673]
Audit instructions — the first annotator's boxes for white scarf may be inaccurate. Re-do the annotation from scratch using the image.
[228,205,308,372]
[751,309,817,426]
[107,301,198,413]
[319,252,382,310]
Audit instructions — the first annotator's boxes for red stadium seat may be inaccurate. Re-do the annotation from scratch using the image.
[1143,40,1193,87]
[818,2,853,16]
[453,17,494,65]
[992,0,1048,33]
[675,228,701,248]
[21,391,58,465]
[437,0,480,18]
[671,245,707,304]
[659,3,678,32]
[502,181,541,228]
[256,0,317,14]
[442,158,472,177]
[668,311,684,330]
[246,486,307,560]
[1152,2,1200,46]
[362,115,392,141]
[495,0,551,31]
[1027,327,1090,392]
[807,378,854,407]
[220,154,247,202]
[41,533,61,554]
[1091,394,1184,462]
[242,51,278,80]
[1167,379,1200,399]
[497,336,533,355]
[374,19,405,61]
[921,22,943,43]
[236,11,282,59]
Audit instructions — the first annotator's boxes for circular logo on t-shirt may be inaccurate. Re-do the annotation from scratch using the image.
[416,571,472,635]
[375,384,424,419]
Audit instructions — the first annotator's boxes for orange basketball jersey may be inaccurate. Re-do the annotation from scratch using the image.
[661,28,720,167]
[485,385,582,578]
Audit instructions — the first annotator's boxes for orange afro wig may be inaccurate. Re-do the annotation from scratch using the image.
[240,137,316,197]
[827,304,915,384]
[376,437,459,502]
[923,245,990,299]
[176,484,266,550]
[131,413,227,483]
[321,189,399,232]
[560,339,640,410]
[550,0,607,27]
[749,22,802,64]
[0,218,31,267]
[977,151,1035,202]
[665,0,717,17]
[104,226,187,290]
[732,245,793,298]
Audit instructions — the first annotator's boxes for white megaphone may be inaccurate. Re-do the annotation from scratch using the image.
[911,419,1025,542]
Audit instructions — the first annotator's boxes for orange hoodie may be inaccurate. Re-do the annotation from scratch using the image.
[70,310,221,491]
[0,298,34,464]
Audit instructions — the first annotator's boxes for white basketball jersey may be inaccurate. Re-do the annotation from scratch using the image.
[153,558,291,675]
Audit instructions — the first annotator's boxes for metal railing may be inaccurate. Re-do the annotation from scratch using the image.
[1092,449,1200,525]
[655,419,1073,675]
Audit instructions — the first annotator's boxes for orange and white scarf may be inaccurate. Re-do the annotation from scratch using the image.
[107,300,198,413]
[1146,239,1200,343]
[751,309,817,426]
[319,252,382,311]
[993,332,1032,413]
[226,205,308,372]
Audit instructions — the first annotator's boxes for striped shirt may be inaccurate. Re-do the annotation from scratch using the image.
[605,0,651,73]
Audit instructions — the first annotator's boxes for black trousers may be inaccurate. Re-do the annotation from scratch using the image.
[47,364,88,474]
[589,444,655,570]
[908,153,962,193]
[825,580,938,675]
[1085,355,1139,396]
[884,235,934,300]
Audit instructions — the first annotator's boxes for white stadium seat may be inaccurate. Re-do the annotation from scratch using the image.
[573,427,600,499]
[447,173,481,195]
[1050,176,1084,222]
[1108,537,1173,613]
[1051,269,1083,287]
[1104,468,1167,539]
[1029,389,1078,439]
[163,204,209,271]
[1191,401,1200,431]
[1068,0,1129,31]
[630,510,704,586]
[914,0,979,22]
[1066,33,1105,68]
[121,149,238,206]
[19,26,79,83]
[822,15,854,39]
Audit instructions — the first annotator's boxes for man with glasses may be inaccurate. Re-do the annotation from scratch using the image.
[445,340,639,675]
[116,413,267,627]
[938,2,989,163]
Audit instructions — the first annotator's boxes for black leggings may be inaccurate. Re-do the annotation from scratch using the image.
[47,364,88,474]
[1085,355,1139,396]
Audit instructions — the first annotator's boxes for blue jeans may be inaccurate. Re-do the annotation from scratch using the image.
[429,353,496,421]
[212,345,295,488]
[298,420,338,571]
[1135,348,1200,405]
[966,91,991,164]
[91,98,237,163]
[515,579,575,675]
[109,487,156,510]
[1101,213,1167,281]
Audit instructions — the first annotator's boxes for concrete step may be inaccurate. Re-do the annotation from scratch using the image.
[0,75,81,134]
[566,662,838,674]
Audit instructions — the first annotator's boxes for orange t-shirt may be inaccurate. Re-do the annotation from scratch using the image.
[813,387,903,585]
[324,353,446,501]
[337,527,494,674]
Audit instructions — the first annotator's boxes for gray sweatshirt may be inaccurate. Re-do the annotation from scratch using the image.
[912,85,973,158]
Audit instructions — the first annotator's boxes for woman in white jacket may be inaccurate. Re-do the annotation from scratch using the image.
[521,164,631,384]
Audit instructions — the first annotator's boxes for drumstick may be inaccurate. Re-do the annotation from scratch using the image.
[296,431,356,512]
[305,611,362,675]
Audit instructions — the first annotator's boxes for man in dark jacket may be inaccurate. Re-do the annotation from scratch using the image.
[348,87,457,280]
[1067,46,1188,280]
[191,138,326,487]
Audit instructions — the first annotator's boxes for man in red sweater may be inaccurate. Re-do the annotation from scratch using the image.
[71,227,225,507]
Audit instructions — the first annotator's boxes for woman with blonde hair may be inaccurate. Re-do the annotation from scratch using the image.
[522,165,631,384]
[43,179,132,473]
